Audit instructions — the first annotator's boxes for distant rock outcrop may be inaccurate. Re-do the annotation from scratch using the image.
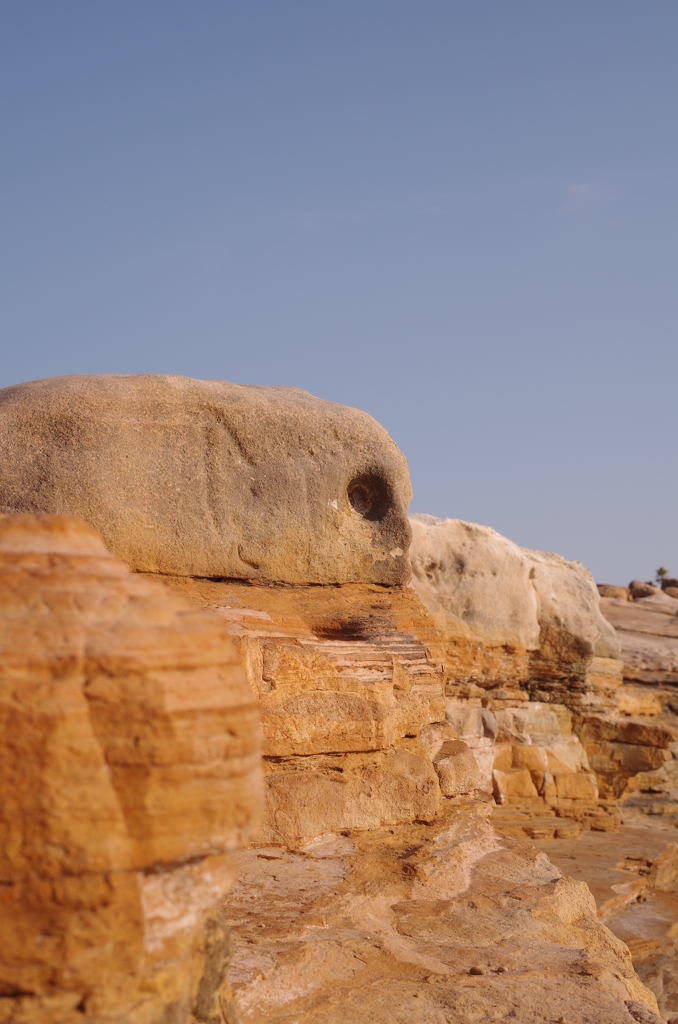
[408,514,661,828]
[0,374,412,585]
[601,592,678,687]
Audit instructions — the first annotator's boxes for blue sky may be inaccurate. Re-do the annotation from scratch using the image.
[1,2,676,583]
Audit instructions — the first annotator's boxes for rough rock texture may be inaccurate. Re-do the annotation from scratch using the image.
[409,514,626,829]
[576,713,676,801]
[0,514,263,1024]
[409,514,621,703]
[601,594,678,687]
[409,514,539,688]
[1,376,665,1022]
[148,575,658,1022]
[535,808,678,1020]
[0,375,412,585]
[154,577,451,842]
[220,805,660,1024]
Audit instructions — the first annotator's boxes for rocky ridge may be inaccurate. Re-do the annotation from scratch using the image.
[0,375,667,1023]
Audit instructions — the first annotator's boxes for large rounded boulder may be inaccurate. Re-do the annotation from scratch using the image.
[0,375,412,584]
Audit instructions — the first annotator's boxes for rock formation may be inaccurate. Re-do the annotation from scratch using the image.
[220,807,658,1024]
[0,514,262,1024]
[409,514,628,833]
[0,375,411,585]
[0,376,665,1023]
[601,592,678,688]
[409,513,622,703]
[156,577,453,843]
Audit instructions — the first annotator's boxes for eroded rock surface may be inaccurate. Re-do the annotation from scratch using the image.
[0,375,412,585]
[535,816,678,1021]
[155,577,452,842]
[0,514,262,1024]
[152,575,659,1022]
[0,375,666,1023]
[221,806,659,1024]
[409,514,626,832]
[409,514,621,702]
[601,594,678,687]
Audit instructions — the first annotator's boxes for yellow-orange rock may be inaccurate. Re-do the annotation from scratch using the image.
[154,577,447,842]
[0,514,263,1024]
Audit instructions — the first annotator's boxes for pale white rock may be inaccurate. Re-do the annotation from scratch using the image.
[409,514,539,649]
[409,514,621,664]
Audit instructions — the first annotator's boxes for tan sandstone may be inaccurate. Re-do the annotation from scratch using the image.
[409,514,625,830]
[0,375,666,1023]
[601,594,678,687]
[0,514,263,1024]
[409,513,621,702]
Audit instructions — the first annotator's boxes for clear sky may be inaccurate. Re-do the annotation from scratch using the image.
[1,2,676,584]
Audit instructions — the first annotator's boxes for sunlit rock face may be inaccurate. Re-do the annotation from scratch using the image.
[601,591,678,687]
[0,514,262,1024]
[0,374,412,585]
[0,383,662,1024]
[408,514,630,830]
[156,576,453,841]
[409,513,621,700]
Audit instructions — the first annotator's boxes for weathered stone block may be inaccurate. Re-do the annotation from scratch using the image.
[0,514,262,1023]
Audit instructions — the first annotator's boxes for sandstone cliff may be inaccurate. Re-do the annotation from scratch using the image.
[0,377,664,1023]
[0,514,262,1024]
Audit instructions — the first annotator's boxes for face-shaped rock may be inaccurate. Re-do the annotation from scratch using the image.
[0,374,412,584]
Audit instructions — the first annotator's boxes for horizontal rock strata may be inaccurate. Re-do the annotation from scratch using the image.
[0,374,412,585]
[409,514,627,828]
[0,376,665,1023]
[409,513,621,704]
[0,514,262,1024]
[154,577,457,842]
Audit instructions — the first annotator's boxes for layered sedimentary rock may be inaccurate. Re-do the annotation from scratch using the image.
[156,577,456,841]
[409,514,625,828]
[535,817,678,1019]
[577,712,676,800]
[0,377,663,1022]
[589,593,678,803]
[155,567,659,1018]
[220,805,659,1024]
[0,514,262,1024]
[409,513,622,702]
[0,375,411,585]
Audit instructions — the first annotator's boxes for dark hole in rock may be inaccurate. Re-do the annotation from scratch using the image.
[313,618,371,642]
[347,473,392,522]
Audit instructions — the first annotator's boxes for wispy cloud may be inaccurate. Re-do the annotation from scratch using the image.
[566,181,615,209]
